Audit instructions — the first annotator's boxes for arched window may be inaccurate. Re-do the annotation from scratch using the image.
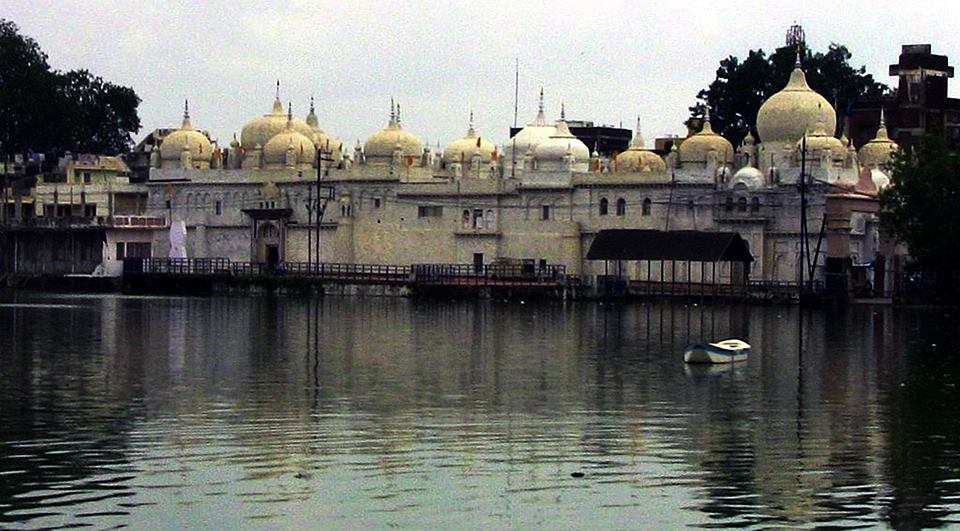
[737,197,747,212]
[599,197,609,216]
[485,209,495,229]
[751,197,760,213]
[641,198,651,216]
[725,197,734,212]
[616,198,627,216]
[461,209,471,228]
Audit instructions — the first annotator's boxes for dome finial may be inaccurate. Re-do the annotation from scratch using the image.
[538,87,544,114]
[181,99,193,129]
[310,96,315,114]
[396,103,402,127]
[560,101,566,122]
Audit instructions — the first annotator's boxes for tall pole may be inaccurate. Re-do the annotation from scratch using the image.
[799,134,807,297]
[314,147,323,270]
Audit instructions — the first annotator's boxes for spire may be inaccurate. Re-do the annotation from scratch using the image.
[286,102,294,130]
[396,103,402,128]
[560,101,566,122]
[533,87,547,126]
[271,80,283,114]
[181,99,193,129]
[631,116,645,148]
[467,109,476,137]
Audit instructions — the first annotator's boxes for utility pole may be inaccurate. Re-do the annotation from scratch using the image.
[315,144,334,268]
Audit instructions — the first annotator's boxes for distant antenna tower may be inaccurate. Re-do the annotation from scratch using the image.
[786,23,805,49]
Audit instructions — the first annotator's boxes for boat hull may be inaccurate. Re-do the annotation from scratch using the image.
[683,339,750,364]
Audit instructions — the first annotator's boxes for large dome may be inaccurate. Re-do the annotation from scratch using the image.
[615,119,666,173]
[757,64,836,144]
[160,101,212,169]
[442,112,496,165]
[507,89,555,160]
[533,117,590,168]
[363,102,423,161]
[678,118,734,165]
[241,90,314,150]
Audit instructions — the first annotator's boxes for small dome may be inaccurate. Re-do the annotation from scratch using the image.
[160,101,212,169]
[678,117,734,165]
[305,97,343,163]
[363,101,423,161]
[858,113,899,169]
[533,112,590,167]
[442,111,496,165]
[615,119,666,173]
[798,120,846,160]
[871,168,891,190]
[508,89,555,160]
[263,105,316,169]
[729,166,765,190]
[757,61,836,144]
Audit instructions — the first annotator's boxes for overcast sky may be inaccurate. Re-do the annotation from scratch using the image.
[5,1,960,151]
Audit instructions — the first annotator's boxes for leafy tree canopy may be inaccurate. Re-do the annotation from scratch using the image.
[880,131,960,294]
[0,19,141,157]
[691,43,887,148]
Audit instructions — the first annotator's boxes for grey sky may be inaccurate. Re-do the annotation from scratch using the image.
[4,0,959,151]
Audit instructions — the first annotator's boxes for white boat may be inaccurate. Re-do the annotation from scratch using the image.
[683,339,751,364]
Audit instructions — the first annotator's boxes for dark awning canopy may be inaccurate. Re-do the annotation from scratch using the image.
[586,230,754,263]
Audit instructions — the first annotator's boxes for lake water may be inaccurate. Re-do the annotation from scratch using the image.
[1,292,959,529]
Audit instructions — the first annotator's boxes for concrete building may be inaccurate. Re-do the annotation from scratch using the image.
[136,59,900,293]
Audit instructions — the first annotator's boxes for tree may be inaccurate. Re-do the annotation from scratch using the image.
[691,43,887,148]
[0,19,141,157]
[880,132,960,295]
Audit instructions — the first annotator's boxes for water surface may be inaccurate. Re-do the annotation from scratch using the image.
[1,293,958,529]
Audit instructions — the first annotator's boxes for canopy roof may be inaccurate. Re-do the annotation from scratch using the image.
[586,230,754,263]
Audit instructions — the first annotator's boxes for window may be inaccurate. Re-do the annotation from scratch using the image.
[116,242,125,260]
[725,197,734,212]
[473,209,484,228]
[83,172,92,184]
[599,197,609,216]
[616,198,626,216]
[165,199,171,210]
[417,205,442,218]
[215,200,222,216]
[737,197,747,212]
[642,198,651,216]
[373,197,382,209]
[485,210,495,229]
[751,197,760,213]
[461,209,470,228]
[541,205,550,220]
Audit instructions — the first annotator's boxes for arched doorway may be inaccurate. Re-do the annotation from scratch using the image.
[256,222,281,269]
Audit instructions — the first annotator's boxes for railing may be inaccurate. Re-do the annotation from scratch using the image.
[128,258,568,288]
[412,263,566,286]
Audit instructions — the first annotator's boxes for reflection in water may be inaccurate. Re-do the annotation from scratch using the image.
[1,293,960,528]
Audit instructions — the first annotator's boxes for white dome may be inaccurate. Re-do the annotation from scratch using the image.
[442,112,496,165]
[729,166,765,190]
[363,101,423,162]
[757,64,836,144]
[533,120,590,166]
[159,102,212,169]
